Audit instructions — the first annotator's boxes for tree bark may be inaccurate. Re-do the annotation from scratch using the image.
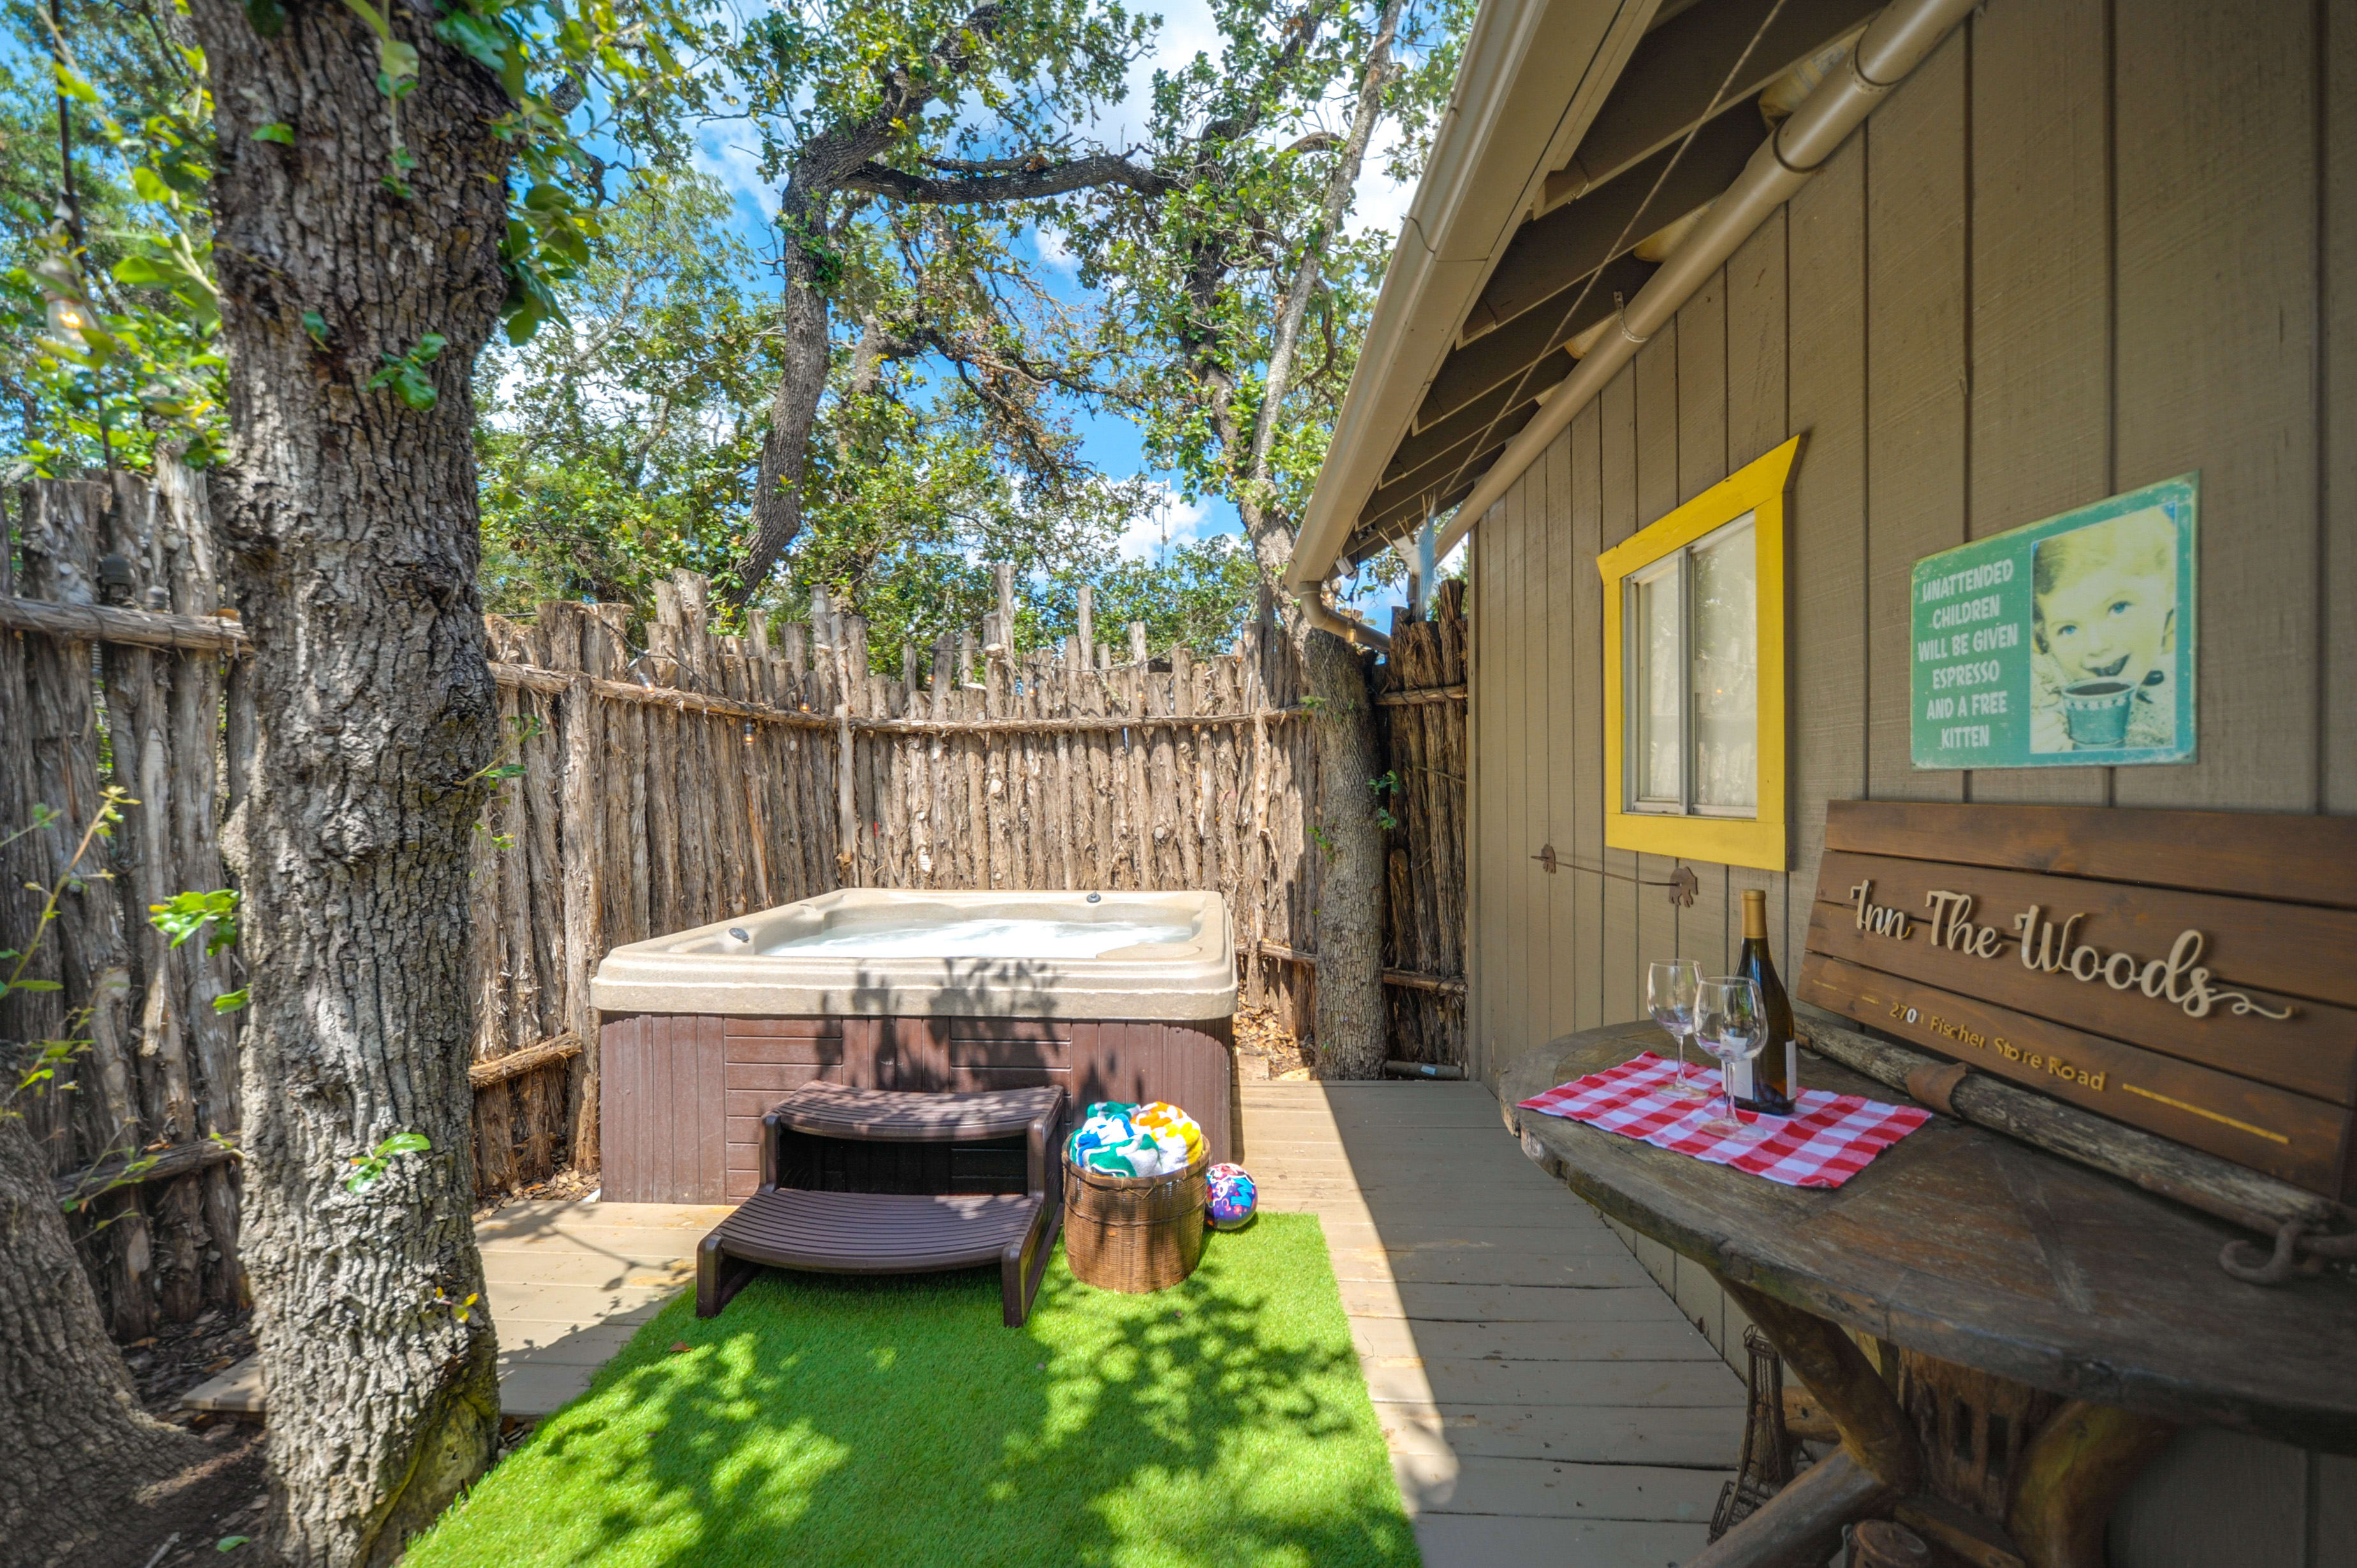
[1239,495,1386,1078]
[738,228,832,601]
[1297,619,1387,1078]
[187,3,507,1562]
[0,1112,205,1567]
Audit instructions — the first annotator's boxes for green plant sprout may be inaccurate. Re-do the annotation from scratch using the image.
[148,887,239,955]
[431,1284,482,1323]
[146,888,249,1012]
[471,712,544,852]
[345,1131,432,1193]
[367,331,449,410]
[1,787,132,1010]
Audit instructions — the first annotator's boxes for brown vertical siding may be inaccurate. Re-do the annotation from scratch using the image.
[1461,2,2353,1557]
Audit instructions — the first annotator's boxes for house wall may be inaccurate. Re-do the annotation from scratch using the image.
[1462,1,2356,1562]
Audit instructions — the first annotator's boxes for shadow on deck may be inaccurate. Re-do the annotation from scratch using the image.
[1241,1078,1745,1567]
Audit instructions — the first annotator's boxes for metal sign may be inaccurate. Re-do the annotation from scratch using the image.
[1909,474,2198,770]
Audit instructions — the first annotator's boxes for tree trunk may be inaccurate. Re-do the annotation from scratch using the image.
[188,4,507,1563]
[734,233,831,604]
[0,1112,204,1565]
[1297,623,1387,1078]
[1244,503,1387,1080]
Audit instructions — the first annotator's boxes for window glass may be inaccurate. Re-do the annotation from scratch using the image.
[1631,560,1682,804]
[1690,515,1757,810]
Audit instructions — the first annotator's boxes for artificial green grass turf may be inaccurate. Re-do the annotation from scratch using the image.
[403,1212,1419,1568]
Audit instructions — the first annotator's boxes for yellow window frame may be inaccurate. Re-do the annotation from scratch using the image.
[1597,436,1799,871]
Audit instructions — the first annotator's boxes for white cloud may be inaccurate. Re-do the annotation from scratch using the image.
[1114,487,1215,562]
[1034,222,1077,275]
[1132,0,1223,113]
[695,129,782,226]
[1346,117,1417,245]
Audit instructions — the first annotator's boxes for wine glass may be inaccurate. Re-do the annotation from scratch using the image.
[1646,960,1711,1100]
[1695,976,1769,1141]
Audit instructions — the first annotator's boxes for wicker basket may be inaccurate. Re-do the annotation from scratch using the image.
[1062,1151,1209,1293]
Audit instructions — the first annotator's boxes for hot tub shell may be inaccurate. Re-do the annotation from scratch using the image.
[592,890,1238,1204]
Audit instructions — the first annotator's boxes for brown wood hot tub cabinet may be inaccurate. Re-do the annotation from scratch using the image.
[599,1012,1237,1204]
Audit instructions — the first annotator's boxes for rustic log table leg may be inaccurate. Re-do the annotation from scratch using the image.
[2006,1401,2177,1568]
[1684,1274,2174,1568]
[1682,1275,1925,1568]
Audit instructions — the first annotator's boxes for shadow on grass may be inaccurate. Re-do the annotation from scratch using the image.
[405,1213,1417,1568]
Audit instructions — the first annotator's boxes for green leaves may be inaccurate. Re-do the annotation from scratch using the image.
[367,332,449,411]
[344,1132,432,1194]
[148,889,242,957]
[7,50,226,477]
[136,884,246,1020]
[435,10,518,75]
[251,122,295,145]
[111,243,219,331]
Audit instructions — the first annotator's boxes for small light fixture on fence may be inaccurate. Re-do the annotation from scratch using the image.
[44,295,91,352]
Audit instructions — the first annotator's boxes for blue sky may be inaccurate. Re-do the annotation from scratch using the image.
[685,0,1445,621]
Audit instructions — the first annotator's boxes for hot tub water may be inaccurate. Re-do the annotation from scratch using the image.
[766,917,1194,960]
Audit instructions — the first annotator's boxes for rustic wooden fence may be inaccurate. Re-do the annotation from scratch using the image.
[2,470,248,1339]
[1372,579,1469,1068]
[3,461,1466,1336]
[468,560,1331,1184]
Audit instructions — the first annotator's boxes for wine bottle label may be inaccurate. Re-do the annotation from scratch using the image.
[1784,1042,1799,1101]
[1725,1059,1754,1100]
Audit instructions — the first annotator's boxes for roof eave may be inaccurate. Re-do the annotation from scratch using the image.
[1285,0,1661,592]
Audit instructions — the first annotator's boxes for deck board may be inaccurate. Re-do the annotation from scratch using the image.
[186,1080,1744,1568]
[182,1201,731,1418]
[1242,1079,1740,1566]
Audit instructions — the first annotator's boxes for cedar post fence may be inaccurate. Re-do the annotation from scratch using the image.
[2,460,1466,1337]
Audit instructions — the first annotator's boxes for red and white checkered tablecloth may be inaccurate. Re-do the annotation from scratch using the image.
[1516,1050,1930,1189]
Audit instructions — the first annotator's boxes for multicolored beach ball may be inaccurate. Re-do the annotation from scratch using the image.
[1205,1163,1258,1230]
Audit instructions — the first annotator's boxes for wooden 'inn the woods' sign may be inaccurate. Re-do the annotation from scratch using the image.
[1799,801,2357,1200]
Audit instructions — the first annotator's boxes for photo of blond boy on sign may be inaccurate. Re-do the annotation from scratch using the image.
[2029,506,2181,754]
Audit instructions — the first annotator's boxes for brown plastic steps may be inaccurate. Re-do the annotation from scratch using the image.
[772,1082,1065,1142]
[696,1080,1068,1327]
[706,1189,1042,1274]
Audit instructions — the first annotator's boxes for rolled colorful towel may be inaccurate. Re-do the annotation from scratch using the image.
[1067,1108,1139,1164]
[1079,1140,1144,1176]
[1069,1101,1206,1175]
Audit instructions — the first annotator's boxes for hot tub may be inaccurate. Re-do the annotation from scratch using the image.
[590,890,1237,1203]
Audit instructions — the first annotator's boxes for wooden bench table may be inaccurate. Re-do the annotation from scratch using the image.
[1500,1021,2357,1568]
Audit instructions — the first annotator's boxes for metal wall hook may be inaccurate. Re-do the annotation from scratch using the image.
[1531,844,1699,906]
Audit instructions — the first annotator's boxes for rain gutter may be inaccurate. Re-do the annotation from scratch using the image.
[1425,0,1980,561]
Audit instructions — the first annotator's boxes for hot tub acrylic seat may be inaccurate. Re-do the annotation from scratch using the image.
[696,1082,1066,1326]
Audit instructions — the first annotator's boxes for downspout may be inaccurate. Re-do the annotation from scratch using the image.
[1297,586,1394,653]
[1434,0,1979,558]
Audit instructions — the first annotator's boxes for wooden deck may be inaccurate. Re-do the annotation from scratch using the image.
[184,1200,736,1417]
[1242,1078,1743,1567]
[189,1078,1742,1565]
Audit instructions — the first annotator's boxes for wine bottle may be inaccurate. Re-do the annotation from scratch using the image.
[1732,889,1797,1115]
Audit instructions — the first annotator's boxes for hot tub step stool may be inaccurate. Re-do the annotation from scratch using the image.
[696,1082,1066,1326]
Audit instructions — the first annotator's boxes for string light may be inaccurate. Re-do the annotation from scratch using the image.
[44,296,89,350]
